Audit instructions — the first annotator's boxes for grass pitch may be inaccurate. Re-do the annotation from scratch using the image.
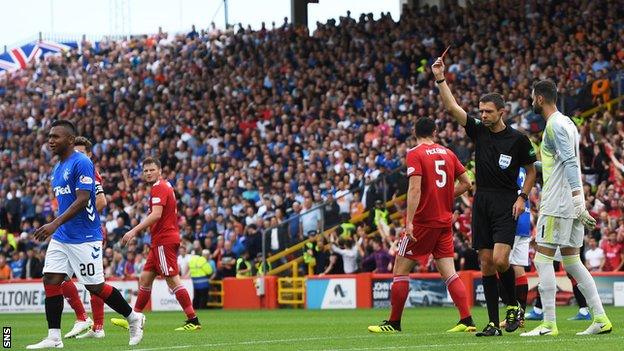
[4,306,623,350]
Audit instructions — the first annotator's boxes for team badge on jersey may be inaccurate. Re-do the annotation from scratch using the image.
[499,154,512,169]
[63,168,70,181]
[79,175,93,184]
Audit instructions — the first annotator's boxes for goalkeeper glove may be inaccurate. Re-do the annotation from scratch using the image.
[573,194,596,230]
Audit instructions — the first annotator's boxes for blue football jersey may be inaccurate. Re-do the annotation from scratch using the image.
[51,151,102,243]
[516,167,531,237]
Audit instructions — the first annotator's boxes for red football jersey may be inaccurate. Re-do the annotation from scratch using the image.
[149,178,180,245]
[601,241,622,271]
[406,143,466,228]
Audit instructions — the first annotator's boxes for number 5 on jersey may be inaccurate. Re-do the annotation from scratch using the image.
[435,160,447,188]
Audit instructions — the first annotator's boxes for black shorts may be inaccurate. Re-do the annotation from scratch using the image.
[472,191,517,250]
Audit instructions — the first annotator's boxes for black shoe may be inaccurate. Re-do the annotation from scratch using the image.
[476,322,502,337]
[504,305,523,332]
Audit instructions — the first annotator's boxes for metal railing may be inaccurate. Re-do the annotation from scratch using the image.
[256,166,406,277]
[277,277,306,307]
[207,280,224,308]
[559,70,623,116]
[261,193,407,277]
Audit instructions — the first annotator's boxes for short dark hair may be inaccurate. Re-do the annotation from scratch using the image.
[533,80,558,104]
[51,120,76,136]
[143,157,161,169]
[479,93,505,110]
[74,136,93,149]
[415,117,436,138]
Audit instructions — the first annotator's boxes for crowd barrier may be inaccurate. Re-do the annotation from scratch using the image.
[307,271,624,310]
[0,278,193,313]
[3,272,623,313]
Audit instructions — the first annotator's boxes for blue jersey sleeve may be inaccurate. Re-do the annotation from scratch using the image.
[73,155,95,192]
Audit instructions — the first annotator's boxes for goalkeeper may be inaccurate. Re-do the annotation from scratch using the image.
[520,80,612,337]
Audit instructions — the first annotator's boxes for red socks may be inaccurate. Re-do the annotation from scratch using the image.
[389,275,409,322]
[45,283,63,298]
[445,273,471,319]
[90,295,105,330]
[173,285,196,320]
[134,286,151,312]
[62,280,88,321]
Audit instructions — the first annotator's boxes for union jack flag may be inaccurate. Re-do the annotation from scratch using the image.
[0,40,77,75]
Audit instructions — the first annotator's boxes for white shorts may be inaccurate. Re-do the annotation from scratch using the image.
[535,214,584,248]
[43,239,104,285]
[509,236,530,266]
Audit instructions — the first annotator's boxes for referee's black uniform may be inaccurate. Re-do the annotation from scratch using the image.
[465,115,536,249]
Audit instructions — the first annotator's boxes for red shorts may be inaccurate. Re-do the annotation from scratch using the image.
[144,243,180,277]
[397,225,454,260]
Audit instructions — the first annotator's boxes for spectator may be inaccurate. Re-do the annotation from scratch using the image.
[300,196,322,238]
[219,241,237,278]
[585,238,605,272]
[123,251,136,278]
[177,245,192,278]
[371,200,390,237]
[288,202,302,243]
[267,216,288,254]
[313,237,331,275]
[235,251,252,278]
[0,0,622,279]
[361,237,393,273]
[0,254,11,280]
[600,231,624,272]
[349,192,365,219]
[335,182,353,221]
[9,251,25,278]
[322,193,341,229]
[329,233,360,274]
[134,252,146,278]
[189,249,214,309]
[22,248,43,279]
[5,185,22,234]
[112,217,131,243]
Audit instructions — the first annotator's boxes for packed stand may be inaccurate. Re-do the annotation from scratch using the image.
[1,0,624,281]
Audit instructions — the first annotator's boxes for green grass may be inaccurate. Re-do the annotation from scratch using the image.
[6,306,623,350]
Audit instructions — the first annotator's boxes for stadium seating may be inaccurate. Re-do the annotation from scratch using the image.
[0,0,623,282]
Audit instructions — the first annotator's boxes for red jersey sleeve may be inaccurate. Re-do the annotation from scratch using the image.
[406,148,423,177]
[150,183,168,208]
[451,152,466,178]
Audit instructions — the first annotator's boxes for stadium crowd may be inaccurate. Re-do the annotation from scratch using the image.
[1,0,623,282]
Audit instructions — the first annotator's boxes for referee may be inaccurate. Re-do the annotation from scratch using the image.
[432,57,537,336]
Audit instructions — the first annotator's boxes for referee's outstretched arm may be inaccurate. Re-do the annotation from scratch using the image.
[432,57,467,126]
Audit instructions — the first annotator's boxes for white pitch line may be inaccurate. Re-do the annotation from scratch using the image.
[130,332,447,351]
[304,335,624,351]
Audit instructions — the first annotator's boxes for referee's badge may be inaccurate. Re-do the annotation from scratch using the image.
[498,154,512,169]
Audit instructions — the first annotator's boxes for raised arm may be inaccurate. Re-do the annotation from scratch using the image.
[431,57,468,126]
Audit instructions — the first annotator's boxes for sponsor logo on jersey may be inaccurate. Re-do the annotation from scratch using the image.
[407,167,415,175]
[499,154,512,169]
[63,168,70,181]
[53,185,71,196]
[79,175,93,184]
[152,197,162,204]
